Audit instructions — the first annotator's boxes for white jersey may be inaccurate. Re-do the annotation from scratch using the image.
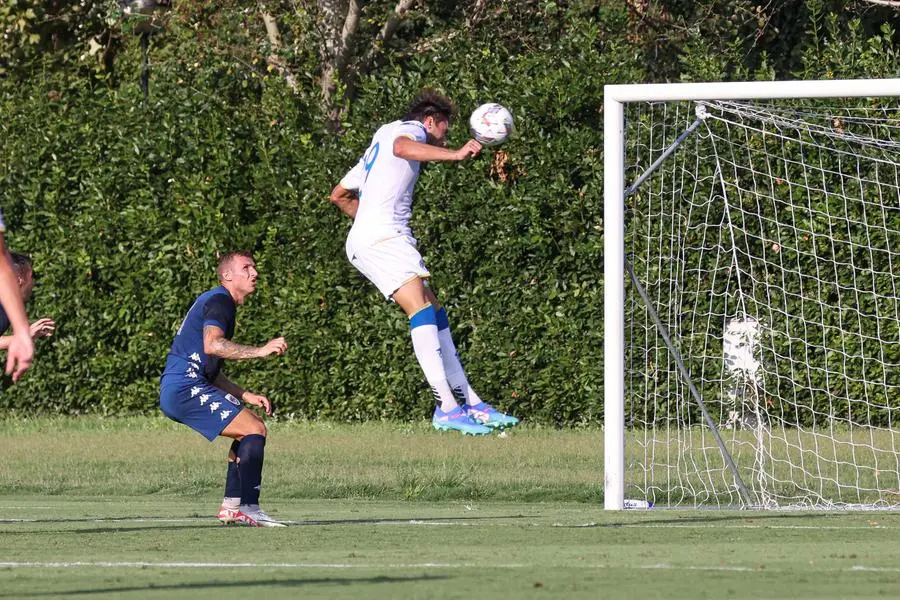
[340,120,427,247]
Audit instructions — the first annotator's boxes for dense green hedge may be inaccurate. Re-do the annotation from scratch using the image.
[0,6,632,423]
[0,3,896,425]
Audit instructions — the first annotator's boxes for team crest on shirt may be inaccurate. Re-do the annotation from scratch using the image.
[224,393,240,406]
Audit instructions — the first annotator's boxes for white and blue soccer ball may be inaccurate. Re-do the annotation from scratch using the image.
[469,103,514,147]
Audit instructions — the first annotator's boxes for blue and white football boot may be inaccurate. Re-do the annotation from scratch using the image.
[464,402,520,430]
[432,406,492,436]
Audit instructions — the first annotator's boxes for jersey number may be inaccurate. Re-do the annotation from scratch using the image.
[363,142,380,183]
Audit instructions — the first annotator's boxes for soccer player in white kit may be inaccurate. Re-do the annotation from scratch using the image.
[330,89,519,435]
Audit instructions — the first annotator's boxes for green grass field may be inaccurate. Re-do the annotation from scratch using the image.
[2,417,900,599]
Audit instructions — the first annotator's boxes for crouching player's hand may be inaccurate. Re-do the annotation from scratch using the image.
[258,337,287,358]
[243,392,274,416]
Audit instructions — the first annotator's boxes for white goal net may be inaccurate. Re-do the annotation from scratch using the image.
[609,83,900,509]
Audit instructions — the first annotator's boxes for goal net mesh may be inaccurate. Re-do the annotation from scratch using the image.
[624,98,900,508]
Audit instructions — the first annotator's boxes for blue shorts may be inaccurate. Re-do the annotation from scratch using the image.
[160,376,242,441]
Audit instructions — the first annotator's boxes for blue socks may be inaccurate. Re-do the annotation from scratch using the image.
[224,439,242,500]
[236,434,266,506]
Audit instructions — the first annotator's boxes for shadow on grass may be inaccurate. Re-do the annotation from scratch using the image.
[0,524,218,535]
[556,511,890,528]
[0,514,536,535]
[0,574,450,597]
[291,514,535,526]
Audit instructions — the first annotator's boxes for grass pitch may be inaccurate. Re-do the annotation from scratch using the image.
[1,417,900,599]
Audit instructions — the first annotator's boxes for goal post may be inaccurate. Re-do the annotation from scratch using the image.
[604,79,900,510]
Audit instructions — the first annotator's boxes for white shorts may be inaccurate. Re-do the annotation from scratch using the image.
[346,234,430,299]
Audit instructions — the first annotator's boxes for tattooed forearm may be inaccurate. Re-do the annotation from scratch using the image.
[207,336,260,360]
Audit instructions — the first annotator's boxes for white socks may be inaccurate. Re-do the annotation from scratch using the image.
[435,306,484,407]
[409,304,458,412]
[437,326,483,406]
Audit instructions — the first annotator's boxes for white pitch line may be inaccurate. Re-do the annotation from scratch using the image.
[0,518,208,524]
[614,523,895,530]
[0,517,464,526]
[0,561,898,574]
[553,522,897,531]
[0,561,527,569]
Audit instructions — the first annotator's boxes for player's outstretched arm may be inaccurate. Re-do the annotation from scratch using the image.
[330,184,359,219]
[394,137,482,162]
[0,317,56,350]
[203,325,287,361]
[212,372,274,416]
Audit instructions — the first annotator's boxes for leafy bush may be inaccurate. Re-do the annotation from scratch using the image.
[0,2,895,427]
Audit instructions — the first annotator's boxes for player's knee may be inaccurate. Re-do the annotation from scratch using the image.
[246,417,267,438]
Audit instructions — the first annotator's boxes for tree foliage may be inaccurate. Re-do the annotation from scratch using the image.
[0,1,897,424]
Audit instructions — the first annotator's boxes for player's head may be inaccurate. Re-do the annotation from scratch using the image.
[403,89,456,146]
[217,251,257,303]
[9,252,33,301]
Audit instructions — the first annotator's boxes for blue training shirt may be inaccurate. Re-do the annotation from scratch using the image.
[162,286,236,383]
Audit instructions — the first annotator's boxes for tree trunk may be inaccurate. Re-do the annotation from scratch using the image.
[260,4,299,92]
[319,0,360,123]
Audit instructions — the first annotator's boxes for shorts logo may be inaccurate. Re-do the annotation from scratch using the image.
[209,401,221,413]
[186,371,198,379]
[224,393,240,406]
[199,394,210,406]
[189,352,202,363]
[219,410,233,421]
[190,387,202,397]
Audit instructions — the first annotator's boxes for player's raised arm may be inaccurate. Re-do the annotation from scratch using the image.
[203,325,286,360]
[393,136,482,162]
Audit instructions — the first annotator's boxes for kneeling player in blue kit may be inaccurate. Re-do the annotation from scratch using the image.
[160,251,288,527]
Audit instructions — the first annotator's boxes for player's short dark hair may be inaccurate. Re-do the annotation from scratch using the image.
[9,252,31,277]
[402,89,456,123]
[216,250,254,280]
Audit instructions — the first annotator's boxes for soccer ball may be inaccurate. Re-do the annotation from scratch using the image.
[469,103,514,147]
